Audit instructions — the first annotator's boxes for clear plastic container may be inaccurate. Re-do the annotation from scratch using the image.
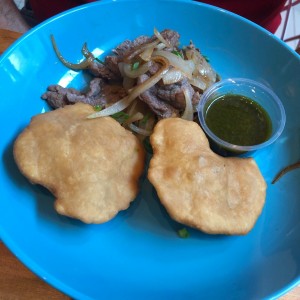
[197,78,286,155]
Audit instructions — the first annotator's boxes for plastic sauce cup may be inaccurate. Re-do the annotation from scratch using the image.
[197,78,286,155]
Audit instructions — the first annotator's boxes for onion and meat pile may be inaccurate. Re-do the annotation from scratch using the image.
[42,28,218,137]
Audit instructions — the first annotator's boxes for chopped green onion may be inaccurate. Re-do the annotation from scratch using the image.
[203,55,210,62]
[177,228,189,238]
[111,111,130,123]
[140,113,150,126]
[132,61,140,70]
[171,50,184,59]
[93,105,102,111]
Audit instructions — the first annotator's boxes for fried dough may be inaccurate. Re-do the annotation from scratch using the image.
[14,103,145,223]
[148,118,266,235]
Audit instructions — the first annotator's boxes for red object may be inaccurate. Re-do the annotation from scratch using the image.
[200,0,285,33]
[29,0,93,22]
[29,0,285,33]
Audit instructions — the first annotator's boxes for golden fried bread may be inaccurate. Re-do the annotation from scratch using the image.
[148,118,266,235]
[14,103,145,223]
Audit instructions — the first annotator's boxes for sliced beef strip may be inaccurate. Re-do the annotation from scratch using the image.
[160,29,180,48]
[42,29,184,115]
[66,78,127,106]
[41,85,81,109]
[156,78,195,110]
[87,36,155,80]
[148,61,161,75]
[104,56,121,78]
[87,29,180,82]
[113,35,154,57]
[137,71,200,117]
[113,30,179,57]
[88,61,121,82]
[137,74,179,118]
[42,78,127,109]
[88,54,124,82]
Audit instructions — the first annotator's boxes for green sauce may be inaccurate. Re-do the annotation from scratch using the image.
[205,94,272,146]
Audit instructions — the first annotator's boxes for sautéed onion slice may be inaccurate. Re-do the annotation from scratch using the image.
[181,88,194,121]
[51,35,94,70]
[87,56,170,119]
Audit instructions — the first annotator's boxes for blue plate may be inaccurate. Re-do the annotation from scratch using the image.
[1,0,300,299]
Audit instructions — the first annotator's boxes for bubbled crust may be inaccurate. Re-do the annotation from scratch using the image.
[148,118,266,235]
[14,103,145,223]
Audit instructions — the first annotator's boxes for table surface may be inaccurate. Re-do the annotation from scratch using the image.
[0,28,300,300]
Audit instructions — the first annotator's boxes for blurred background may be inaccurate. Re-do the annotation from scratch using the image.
[13,0,300,52]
